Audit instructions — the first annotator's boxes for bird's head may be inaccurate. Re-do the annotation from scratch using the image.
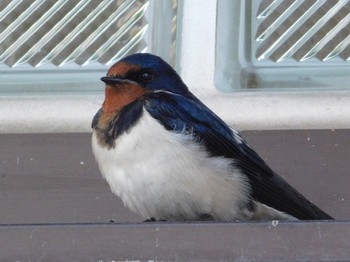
[101,53,188,113]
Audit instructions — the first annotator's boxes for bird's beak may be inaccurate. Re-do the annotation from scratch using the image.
[100,76,124,86]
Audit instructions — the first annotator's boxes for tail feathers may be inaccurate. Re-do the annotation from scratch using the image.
[252,172,333,220]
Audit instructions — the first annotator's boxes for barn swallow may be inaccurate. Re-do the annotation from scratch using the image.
[91,53,333,221]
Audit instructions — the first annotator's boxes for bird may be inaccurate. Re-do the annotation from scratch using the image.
[91,53,333,222]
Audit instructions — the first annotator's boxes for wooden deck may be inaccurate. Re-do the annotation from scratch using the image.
[0,130,349,261]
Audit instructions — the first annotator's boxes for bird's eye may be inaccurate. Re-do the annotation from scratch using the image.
[140,71,153,82]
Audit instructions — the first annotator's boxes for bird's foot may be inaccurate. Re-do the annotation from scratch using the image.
[144,217,157,222]
[144,217,167,222]
[197,214,215,221]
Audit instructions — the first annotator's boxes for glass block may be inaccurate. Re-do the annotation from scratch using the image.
[0,0,178,93]
[216,0,350,91]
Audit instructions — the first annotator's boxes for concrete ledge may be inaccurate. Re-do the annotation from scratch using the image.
[1,90,350,133]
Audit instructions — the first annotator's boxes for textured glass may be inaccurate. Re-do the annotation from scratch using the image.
[254,0,350,63]
[0,0,178,93]
[216,0,350,91]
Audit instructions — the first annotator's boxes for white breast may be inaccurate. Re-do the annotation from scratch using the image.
[92,110,265,221]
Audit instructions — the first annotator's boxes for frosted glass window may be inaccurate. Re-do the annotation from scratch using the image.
[0,0,177,94]
[216,0,350,91]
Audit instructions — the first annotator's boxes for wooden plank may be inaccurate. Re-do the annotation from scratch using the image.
[0,131,349,261]
[1,130,349,223]
[0,221,349,261]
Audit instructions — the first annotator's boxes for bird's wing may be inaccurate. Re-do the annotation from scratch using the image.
[144,91,332,220]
